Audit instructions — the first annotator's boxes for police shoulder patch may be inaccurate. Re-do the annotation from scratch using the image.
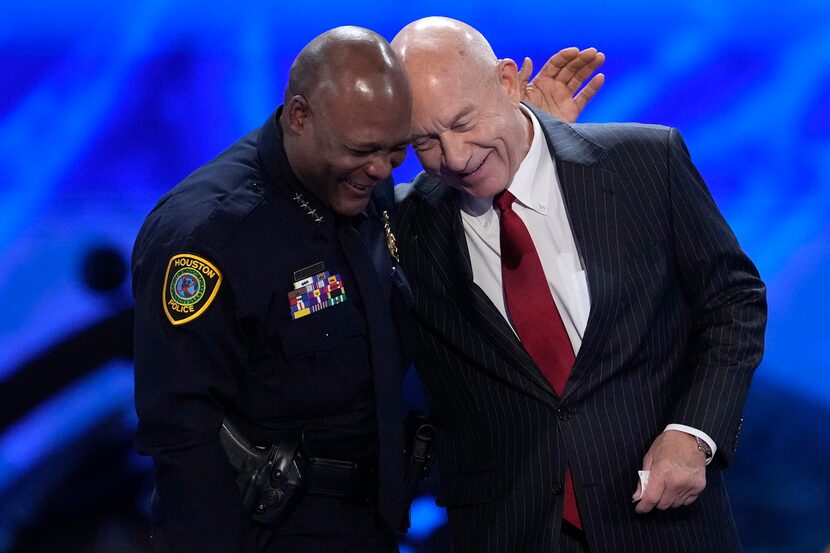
[163,253,223,326]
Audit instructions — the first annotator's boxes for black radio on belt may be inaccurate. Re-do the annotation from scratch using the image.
[219,419,305,526]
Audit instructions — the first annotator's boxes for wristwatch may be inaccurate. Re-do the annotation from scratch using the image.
[695,436,713,464]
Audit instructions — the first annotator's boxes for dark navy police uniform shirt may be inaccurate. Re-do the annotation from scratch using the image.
[132,108,406,553]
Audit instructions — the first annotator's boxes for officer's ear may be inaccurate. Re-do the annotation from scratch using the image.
[285,95,311,135]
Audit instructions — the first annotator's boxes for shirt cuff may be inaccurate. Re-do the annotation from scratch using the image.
[664,424,717,465]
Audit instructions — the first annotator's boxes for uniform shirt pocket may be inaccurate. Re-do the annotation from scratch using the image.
[270,302,372,418]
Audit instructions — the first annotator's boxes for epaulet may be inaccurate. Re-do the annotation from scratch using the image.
[193,179,266,250]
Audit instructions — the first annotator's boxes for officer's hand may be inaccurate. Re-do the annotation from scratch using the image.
[518,47,605,123]
[633,430,707,514]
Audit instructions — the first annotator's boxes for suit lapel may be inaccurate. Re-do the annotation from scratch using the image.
[409,108,624,405]
[416,183,558,404]
[556,160,622,399]
[530,105,623,400]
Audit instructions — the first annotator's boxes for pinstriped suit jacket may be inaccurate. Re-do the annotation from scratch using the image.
[395,105,767,553]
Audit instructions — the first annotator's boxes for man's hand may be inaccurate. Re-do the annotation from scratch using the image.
[518,47,605,123]
[633,430,707,514]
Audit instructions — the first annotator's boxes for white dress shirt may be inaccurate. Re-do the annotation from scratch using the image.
[459,107,590,353]
[457,106,716,463]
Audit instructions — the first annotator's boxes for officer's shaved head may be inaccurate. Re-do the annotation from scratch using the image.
[281,26,412,217]
[286,26,408,106]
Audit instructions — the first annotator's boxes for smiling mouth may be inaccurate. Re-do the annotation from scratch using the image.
[459,152,491,179]
[344,178,374,195]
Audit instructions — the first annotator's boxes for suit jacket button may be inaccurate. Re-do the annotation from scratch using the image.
[557,408,572,421]
[552,482,563,495]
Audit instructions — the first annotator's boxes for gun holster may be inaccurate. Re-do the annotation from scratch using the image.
[219,418,305,526]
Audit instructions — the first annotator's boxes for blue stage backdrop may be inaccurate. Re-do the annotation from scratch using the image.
[0,1,828,552]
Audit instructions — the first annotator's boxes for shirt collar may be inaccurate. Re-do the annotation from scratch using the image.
[506,105,549,215]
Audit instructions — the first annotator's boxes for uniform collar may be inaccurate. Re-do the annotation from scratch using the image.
[256,106,341,238]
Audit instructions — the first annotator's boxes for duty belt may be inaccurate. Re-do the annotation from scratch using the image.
[219,419,377,510]
[305,455,378,503]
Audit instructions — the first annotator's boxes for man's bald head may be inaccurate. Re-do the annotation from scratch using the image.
[391,17,532,199]
[392,17,498,79]
[286,26,409,108]
[281,27,412,217]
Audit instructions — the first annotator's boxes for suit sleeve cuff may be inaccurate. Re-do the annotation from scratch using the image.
[664,424,717,465]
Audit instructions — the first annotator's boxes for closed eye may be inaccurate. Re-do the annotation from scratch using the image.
[346,147,375,157]
[413,138,438,152]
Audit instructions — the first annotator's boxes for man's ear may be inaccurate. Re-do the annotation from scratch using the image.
[496,58,522,105]
[285,95,311,134]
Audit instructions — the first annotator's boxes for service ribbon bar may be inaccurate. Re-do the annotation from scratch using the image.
[288,271,346,320]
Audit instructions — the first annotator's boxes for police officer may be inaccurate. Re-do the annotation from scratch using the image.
[132,27,412,553]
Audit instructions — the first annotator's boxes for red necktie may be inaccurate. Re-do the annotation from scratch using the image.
[494,189,582,529]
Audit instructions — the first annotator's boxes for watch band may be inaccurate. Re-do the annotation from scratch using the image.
[695,436,713,463]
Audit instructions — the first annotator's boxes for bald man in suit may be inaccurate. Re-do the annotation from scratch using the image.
[393,17,766,553]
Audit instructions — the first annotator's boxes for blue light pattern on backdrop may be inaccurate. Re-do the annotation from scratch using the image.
[0,1,828,551]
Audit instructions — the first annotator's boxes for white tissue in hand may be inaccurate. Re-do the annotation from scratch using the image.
[633,470,650,502]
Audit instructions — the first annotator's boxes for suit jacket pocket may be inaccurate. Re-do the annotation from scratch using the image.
[436,468,499,508]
